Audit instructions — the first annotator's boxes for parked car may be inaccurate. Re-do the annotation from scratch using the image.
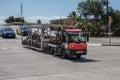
[0,27,3,36]
[0,27,16,38]
[16,26,30,36]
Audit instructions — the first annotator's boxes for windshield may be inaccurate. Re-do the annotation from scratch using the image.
[21,27,29,31]
[4,28,13,31]
[68,31,85,43]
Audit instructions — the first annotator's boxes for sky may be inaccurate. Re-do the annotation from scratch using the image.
[0,0,120,24]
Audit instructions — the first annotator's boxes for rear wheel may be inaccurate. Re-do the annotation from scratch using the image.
[49,47,54,55]
[53,52,57,56]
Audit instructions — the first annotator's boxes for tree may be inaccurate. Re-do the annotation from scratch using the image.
[51,19,64,25]
[76,0,113,36]
[37,19,41,24]
[15,17,24,22]
[5,16,25,23]
[5,16,15,23]
[68,11,78,25]
[68,0,120,37]
[109,10,120,36]
[77,0,108,20]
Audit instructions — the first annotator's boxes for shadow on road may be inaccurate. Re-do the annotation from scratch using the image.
[66,57,101,63]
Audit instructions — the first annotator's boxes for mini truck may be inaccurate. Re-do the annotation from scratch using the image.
[21,24,87,59]
[48,27,87,59]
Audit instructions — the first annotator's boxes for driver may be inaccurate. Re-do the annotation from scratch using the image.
[56,32,62,45]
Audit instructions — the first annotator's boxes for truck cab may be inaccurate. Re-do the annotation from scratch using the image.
[48,28,87,59]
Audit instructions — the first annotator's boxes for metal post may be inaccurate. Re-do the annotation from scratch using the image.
[107,0,109,36]
[108,16,113,45]
[20,3,23,26]
[21,3,23,18]
[109,24,111,45]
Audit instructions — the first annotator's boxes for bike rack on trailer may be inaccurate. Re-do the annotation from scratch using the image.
[21,24,72,51]
[21,24,51,51]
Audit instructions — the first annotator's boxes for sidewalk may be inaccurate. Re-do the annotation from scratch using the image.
[88,37,120,46]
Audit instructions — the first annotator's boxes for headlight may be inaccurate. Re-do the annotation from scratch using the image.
[3,32,7,35]
[71,44,74,48]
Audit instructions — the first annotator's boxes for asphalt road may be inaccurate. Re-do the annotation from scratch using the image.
[0,37,120,80]
[89,37,120,45]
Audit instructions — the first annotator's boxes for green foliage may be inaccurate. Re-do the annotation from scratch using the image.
[37,19,41,24]
[68,11,78,25]
[52,19,64,25]
[5,16,25,23]
[109,10,120,36]
[77,0,108,20]
[68,0,120,37]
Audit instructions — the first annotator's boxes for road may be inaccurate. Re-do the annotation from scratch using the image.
[89,37,120,45]
[0,37,120,80]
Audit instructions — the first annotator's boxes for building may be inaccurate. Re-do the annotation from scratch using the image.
[50,18,74,25]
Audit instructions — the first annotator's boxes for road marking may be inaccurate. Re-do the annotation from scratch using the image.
[1,48,8,50]
[0,47,21,50]
[0,39,20,42]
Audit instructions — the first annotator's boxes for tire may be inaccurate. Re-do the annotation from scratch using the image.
[2,35,5,38]
[61,50,67,59]
[53,52,57,56]
[49,47,54,55]
[45,47,50,54]
[13,36,16,39]
[76,55,81,59]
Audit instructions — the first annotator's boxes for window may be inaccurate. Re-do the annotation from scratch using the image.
[68,31,85,42]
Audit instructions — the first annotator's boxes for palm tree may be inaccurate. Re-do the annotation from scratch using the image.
[68,11,78,25]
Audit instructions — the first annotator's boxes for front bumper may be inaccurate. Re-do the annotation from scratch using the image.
[3,34,15,38]
[22,32,28,36]
[66,49,87,56]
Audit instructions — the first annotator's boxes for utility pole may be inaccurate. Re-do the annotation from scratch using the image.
[20,2,23,25]
[21,3,23,18]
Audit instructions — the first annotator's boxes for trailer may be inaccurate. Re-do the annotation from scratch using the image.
[21,24,87,59]
[21,24,51,51]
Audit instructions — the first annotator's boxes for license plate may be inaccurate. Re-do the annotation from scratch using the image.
[76,51,83,54]
[8,35,12,36]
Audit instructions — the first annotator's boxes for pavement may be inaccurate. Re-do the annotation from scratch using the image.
[88,37,120,46]
[0,36,120,80]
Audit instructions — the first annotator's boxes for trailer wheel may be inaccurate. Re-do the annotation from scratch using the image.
[61,50,67,59]
[49,47,54,55]
[76,55,81,59]
[53,52,57,56]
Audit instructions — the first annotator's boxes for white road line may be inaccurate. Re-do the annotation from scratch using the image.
[0,39,20,42]
[1,48,8,50]
[0,47,21,50]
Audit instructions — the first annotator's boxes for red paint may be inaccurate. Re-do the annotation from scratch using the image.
[68,42,87,50]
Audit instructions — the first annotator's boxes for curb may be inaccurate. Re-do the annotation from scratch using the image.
[102,44,120,46]
[87,43,102,47]
[87,43,120,46]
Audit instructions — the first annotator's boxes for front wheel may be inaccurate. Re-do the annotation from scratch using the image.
[76,55,81,59]
[61,50,68,59]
